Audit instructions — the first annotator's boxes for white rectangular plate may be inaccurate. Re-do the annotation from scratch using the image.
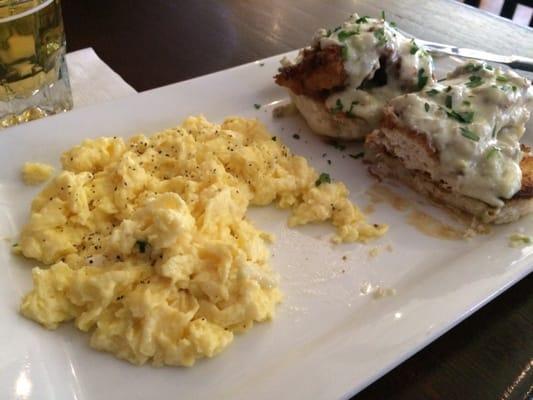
[1,53,532,400]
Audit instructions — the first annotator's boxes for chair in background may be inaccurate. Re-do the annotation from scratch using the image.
[462,0,533,26]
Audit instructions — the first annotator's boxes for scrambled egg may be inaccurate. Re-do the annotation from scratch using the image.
[22,162,54,185]
[18,116,386,366]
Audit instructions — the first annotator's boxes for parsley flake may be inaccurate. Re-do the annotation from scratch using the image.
[426,89,439,96]
[509,233,533,246]
[346,101,359,118]
[338,30,358,41]
[254,103,261,110]
[349,152,365,159]
[424,102,430,112]
[445,109,474,123]
[330,140,347,151]
[292,133,300,140]
[136,240,149,253]
[445,95,452,109]
[496,76,508,83]
[486,146,501,159]
[417,68,428,90]
[465,75,483,88]
[460,127,479,141]
[373,28,387,46]
[465,63,482,73]
[315,172,331,186]
[331,98,343,113]
[341,45,348,60]
[356,16,369,23]
[409,39,419,55]
[381,10,386,20]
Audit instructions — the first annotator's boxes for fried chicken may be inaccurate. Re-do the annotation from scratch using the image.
[275,46,348,99]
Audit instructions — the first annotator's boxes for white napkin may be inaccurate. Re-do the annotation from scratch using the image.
[65,48,137,108]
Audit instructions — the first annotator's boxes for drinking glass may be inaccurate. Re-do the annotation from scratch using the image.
[0,0,72,128]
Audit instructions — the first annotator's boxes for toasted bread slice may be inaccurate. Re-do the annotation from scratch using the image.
[365,125,533,224]
[289,92,371,140]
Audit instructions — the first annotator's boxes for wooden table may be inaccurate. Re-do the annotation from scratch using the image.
[62,0,533,398]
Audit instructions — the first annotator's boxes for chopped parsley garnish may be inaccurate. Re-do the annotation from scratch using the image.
[330,140,346,151]
[333,26,342,32]
[341,45,348,60]
[136,240,148,253]
[381,10,386,20]
[271,136,277,141]
[486,146,501,159]
[445,85,452,92]
[417,68,428,90]
[460,127,479,141]
[424,102,430,112]
[445,109,474,123]
[463,100,471,106]
[465,63,482,73]
[445,95,452,109]
[292,133,300,139]
[315,172,331,186]
[509,233,533,246]
[356,16,369,23]
[465,75,483,88]
[512,85,517,92]
[349,152,365,159]
[254,103,261,109]
[346,101,359,118]
[492,125,498,138]
[389,21,397,27]
[373,28,387,46]
[331,98,343,113]
[496,76,508,83]
[426,89,439,96]
[338,29,358,41]
[485,64,493,70]
[409,39,419,55]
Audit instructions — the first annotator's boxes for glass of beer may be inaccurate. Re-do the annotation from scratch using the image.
[0,0,72,128]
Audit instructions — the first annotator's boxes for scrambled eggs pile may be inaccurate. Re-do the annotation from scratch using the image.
[17,116,386,366]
